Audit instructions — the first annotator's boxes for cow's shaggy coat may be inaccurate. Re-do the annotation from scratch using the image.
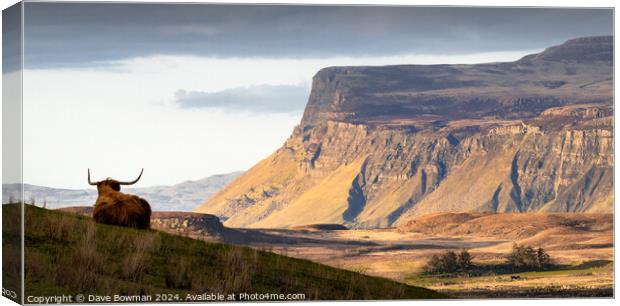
[89,169,151,229]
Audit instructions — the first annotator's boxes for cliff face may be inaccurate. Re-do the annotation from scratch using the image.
[195,36,613,228]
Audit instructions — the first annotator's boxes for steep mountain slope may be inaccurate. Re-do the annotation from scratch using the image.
[4,171,242,211]
[195,36,613,228]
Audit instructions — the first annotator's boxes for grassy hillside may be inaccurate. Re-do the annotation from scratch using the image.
[11,205,444,301]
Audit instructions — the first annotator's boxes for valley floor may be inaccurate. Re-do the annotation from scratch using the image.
[218,216,613,298]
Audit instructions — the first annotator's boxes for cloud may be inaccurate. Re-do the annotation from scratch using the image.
[22,49,535,188]
[3,3,22,73]
[174,84,310,113]
[20,3,613,71]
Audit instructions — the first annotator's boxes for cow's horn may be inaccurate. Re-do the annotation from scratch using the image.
[88,168,98,185]
[118,169,144,185]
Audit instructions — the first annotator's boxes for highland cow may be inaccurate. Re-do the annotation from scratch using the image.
[88,169,151,229]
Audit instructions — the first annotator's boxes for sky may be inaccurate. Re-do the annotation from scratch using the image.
[5,3,613,189]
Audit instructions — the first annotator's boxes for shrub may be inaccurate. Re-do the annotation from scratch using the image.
[506,244,551,271]
[457,250,473,270]
[425,250,473,274]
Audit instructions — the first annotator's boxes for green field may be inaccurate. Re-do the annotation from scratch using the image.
[404,261,613,298]
[6,205,445,301]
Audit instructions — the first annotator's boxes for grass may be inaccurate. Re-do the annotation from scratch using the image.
[407,260,612,284]
[2,203,22,303]
[404,260,613,298]
[6,204,446,301]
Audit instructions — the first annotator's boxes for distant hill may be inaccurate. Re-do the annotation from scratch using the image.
[5,204,444,300]
[2,171,242,211]
[196,36,613,228]
[399,212,613,241]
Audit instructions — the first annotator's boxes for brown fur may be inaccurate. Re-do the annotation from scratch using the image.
[92,180,151,229]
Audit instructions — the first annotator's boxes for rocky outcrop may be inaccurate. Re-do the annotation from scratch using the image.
[195,36,613,228]
[150,211,225,241]
[58,206,229,241]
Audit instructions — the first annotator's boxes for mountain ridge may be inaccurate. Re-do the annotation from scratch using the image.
[195,36,613,228]
[3,171,243,211]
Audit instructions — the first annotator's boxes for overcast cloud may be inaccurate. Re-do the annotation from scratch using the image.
[18,3,613,71]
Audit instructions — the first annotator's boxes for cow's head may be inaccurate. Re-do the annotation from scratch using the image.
[88,169,143,192]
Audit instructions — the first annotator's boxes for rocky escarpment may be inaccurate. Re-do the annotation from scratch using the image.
[196,36,613,229]
[58,206,230,241]
[150,211,226,241]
